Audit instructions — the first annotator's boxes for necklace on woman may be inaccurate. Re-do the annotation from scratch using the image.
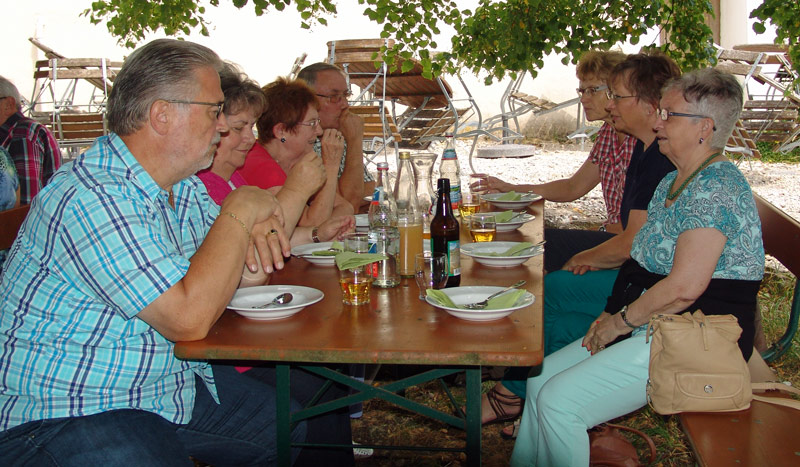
[667,152,721,201]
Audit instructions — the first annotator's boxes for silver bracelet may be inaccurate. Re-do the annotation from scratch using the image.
[620,305,637,329]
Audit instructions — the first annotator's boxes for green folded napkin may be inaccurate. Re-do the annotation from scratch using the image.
[426,288,527,310]
[310,241,343,256]
[497,191,522,201]
[335,251,387,270]
[311,250,339,256]
[483,242,534,257]
[493,210,515,223]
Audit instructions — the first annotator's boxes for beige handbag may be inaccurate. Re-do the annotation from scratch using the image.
[646,310,752,415]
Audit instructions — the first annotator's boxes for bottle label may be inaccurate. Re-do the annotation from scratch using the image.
[442,149,457,160]
[450,185,461,209]
[430,238,461,277]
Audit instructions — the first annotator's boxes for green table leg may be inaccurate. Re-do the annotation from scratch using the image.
[465,367,482,466]
[276,363,291,467]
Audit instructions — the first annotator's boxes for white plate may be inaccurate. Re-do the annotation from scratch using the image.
[355,214,369,232]
[291,242,340,266]
[461,241,543,268]
[482,192,542,211]
[228,285,324,320]
[482,211,536,232]
[425,286,535,321]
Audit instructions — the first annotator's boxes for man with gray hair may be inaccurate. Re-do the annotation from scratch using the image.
[0,75,61,204]
[0,39,308,465]
[299,63,375,211]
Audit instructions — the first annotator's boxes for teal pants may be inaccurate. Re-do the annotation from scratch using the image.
[503,269,620,398]
[510,327,650,466]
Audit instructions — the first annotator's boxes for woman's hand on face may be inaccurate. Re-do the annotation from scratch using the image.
[320,129,345,170]
[285,151,326,197]
[248,217,291,274]
[317,215,356,242]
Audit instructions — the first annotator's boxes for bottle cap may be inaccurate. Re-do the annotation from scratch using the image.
[377,162,389,170]
[398,151,411,159]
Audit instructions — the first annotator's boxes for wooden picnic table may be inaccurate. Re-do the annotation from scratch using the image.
[175,200,545,465]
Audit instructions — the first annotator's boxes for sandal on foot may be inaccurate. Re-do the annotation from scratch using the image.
[484,386,522,425]
[501,419,521,440]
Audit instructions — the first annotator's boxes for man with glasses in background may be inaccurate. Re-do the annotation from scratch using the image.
[0,76,62,204]
[299,63,375,211]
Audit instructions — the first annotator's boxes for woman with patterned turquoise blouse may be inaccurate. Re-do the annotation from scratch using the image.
[511,68,764,466]
[0,146,20,265]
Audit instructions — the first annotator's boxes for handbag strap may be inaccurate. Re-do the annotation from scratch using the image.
[604,423,657,465]
[751,382,800,410]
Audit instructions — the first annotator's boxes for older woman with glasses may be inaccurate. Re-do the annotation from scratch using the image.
[510,68,763,466]
[197,65,353,260]
[237,77,354,238]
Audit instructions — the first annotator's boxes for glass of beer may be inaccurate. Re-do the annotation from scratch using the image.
[458,192,480,219]
[469,213,497,242]
[414,252,448,300]
[339,265,374,305]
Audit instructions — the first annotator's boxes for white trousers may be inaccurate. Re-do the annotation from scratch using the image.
[510,327,650,467]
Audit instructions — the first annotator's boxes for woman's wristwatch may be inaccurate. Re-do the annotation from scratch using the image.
[311,227,320,243]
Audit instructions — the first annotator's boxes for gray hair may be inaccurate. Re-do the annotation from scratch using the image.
[0,76,21,106]
[297,63,345,87]
[107,39,223,136]
[662,68,743,149]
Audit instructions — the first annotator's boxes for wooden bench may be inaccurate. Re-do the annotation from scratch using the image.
[680,193,800,466]
[0,204,31,251]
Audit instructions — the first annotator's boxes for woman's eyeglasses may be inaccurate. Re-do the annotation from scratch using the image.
[297,118,321,128]
[576,84,608,97]
[658,109,716,131]
[605,90,636,101]
[315,91,352,104]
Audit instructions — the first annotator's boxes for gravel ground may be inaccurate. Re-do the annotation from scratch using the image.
[387,139,800,227]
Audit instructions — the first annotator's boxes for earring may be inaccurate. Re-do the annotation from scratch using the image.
[699,137,704,144]
[280,137,286,143]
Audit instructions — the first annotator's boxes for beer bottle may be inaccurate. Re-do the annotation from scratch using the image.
[430,178,461,288]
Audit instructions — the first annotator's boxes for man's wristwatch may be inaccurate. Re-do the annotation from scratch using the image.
[311,227,320,243]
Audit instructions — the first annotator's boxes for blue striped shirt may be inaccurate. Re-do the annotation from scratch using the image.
[0,134,220,431]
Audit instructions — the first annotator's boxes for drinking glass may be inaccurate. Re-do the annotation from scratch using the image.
[343,232,370,253]
[469,173,491,212]
[469,213,497,242]
[339,265,373,305]
[340,232,375,304]
[459,192,480,219]
[414,252,448,300]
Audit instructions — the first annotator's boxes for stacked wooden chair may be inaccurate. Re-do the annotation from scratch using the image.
[27,38,122,158]
[327,39,478,164]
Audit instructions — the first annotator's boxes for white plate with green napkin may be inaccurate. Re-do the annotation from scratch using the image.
[425,286,534,321]
[291,241,343,266]
[482,191,542,211]
[229,285,324,320]
[461,241,543,267]
[483,211,536,232]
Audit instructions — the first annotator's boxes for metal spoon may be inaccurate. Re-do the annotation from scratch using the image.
[463,280,526,310]
[254,292,293,309]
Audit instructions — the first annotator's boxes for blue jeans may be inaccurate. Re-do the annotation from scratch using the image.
[0,364,306,466]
